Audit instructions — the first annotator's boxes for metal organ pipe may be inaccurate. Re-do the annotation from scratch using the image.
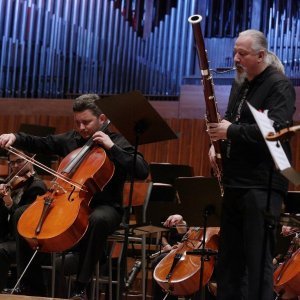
[0,0,199,97]
[129,33,137,91]
[185,0,196,76]
[119,20,129,92]
[109,3,120,94]
[113,7,123,94]
[0,0,297,97]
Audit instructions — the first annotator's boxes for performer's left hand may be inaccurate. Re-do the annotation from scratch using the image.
[207,120,231,141]
[92,131,114,150]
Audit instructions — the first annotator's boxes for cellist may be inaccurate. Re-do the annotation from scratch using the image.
[151,214,217,300]
[151,214,187,300]
[0,94,149,300]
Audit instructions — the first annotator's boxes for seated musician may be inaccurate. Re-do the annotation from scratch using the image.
[0,150,47,292]
[0,94,149,300]
[151,214,187,300]
[152,214,218,300]
[273,225,300,265]
[281,225,300,237]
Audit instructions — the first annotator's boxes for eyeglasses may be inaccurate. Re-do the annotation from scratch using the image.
[9,159,25,165]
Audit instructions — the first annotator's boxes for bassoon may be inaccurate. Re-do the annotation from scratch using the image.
[188,14,223,196]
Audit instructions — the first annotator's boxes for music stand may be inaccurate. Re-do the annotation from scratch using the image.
[284,191,300,214]
[174,176,222,227]
[95,90,177,299]
[95,90,177,145]
[174,176,221,299]
[149,163,194,184]
[147,163,194,211]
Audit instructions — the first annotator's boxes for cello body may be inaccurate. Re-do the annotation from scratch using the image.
[17,146,114,252]
[153,227,219,296]
[274,247,300,299]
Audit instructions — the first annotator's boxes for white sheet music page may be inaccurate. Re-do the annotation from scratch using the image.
[247,102,300,186]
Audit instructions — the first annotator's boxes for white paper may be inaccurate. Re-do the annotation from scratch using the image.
[247,102,300,186]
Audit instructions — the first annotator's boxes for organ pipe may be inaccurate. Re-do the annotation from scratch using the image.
[0,0,298,98]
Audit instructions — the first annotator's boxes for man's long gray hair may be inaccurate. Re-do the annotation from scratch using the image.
[236,29,285,82]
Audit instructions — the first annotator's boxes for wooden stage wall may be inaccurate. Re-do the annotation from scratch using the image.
[0,84,299,190]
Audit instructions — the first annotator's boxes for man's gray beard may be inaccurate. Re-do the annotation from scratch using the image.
[234,70,247,85]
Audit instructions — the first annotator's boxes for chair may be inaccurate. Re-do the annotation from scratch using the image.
[89,181,153,300]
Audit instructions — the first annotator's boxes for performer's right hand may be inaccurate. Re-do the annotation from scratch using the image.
[0,133,16,148]
[281,225,299,236]
[163,214,184,228]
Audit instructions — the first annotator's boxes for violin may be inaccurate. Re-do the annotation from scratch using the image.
[7,170,34,190]
[0,170,34,197]
[266,125,300,141]
[153,227,219,297]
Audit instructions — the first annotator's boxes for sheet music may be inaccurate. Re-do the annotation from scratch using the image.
[247,102,300,186]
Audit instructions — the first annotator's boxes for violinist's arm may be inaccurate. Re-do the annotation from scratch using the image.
[3,195,13,209]
[161,236,172,252]
[0,184,13,208]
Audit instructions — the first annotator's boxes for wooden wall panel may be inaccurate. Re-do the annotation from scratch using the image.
[0,94,299,191]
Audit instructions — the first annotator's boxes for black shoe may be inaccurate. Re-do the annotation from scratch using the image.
[70,289,88,300]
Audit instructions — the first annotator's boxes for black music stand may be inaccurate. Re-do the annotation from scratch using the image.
[149,163,194,184]
[95,90,177,145]
[284,191,300,214]
[174,176,221,299]
[147,163,194,214]
[95,90,177,299]
[174,176,221,227]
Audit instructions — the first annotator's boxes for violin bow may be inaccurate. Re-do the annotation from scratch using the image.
[7,146,85,191]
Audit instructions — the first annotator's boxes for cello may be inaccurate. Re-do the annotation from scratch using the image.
[273,233,300,299]
[153,227,219,297]
[15,124,115,253]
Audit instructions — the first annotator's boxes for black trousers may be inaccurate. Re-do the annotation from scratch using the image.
[216,188,283,300]
[0,240,15,291]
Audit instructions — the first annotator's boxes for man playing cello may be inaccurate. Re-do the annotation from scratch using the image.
[0,94,149,300]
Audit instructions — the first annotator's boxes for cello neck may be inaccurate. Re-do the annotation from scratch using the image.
[63,120,111,174]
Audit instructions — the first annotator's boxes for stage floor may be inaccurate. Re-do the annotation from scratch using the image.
[0,295,67,300]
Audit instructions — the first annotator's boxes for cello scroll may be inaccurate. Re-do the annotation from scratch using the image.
[266,125,300,142]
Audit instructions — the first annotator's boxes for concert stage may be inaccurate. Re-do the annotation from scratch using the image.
[0,295,67,300]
